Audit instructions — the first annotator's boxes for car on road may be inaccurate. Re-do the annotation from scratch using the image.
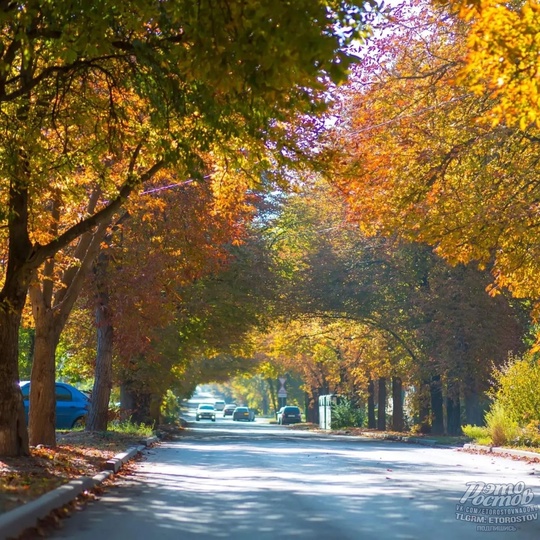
[20,381,90,429]
[223,404,237,417]
[232,406,255,422]
[196,403,216,421]
[213,400,226,411]
[277,406,302,425]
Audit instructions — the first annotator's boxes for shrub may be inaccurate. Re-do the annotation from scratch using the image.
[484,401,519,447]
[331,398,365,429]
[490,353,540,425]
[462,424,491,446]
[514,421,540,448]
[162,389,181,423]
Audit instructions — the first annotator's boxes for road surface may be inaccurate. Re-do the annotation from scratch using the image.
[51,418,540,539]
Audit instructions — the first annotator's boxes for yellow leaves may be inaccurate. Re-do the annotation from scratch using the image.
[331,1,540,313]
[456,0,540,128]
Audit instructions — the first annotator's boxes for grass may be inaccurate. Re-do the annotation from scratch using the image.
[108,418,154,436]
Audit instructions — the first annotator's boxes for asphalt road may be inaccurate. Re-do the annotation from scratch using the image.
[51,417,540,540]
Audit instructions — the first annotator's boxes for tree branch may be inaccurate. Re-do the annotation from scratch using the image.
[28,160,164,269]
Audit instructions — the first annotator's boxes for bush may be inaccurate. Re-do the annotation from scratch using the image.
[514,421,540,448]
[162,389,181,423]
[331,398,365,429]
[464,353,540,448]
[484,402,519,447]
[462,424,491,446]
[490,353,540,425]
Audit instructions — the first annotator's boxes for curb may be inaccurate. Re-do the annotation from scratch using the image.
[0,436,157,540]
[320,430,540,457]
[463,443,540,460]
[399,436,454,449]
[341,432,456,449]
[104,445,144,473]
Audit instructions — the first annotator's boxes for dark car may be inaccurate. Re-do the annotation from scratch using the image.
[20,381,90,429]
[277,406,302,425]
[232,406,255,422]
[196,403,216,421]
[223,404,237,417]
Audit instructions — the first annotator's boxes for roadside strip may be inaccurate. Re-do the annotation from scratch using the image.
[0,436,158,540]
[463,443,540,461]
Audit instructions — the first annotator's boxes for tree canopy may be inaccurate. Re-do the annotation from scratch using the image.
[0,0,376,456]
[331,0,540,322]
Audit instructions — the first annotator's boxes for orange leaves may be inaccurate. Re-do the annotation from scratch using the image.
[104,157,257,364]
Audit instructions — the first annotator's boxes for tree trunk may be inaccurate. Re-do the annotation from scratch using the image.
[261,385,269,416]
[377,377,386,431]
[367,379,376,429]
[391,377,404,432]
[416,380,431,433]
[0,307,30,457]
[306,390,318,424]
[446,377,462,435]
[85,228,117,432]
[447,393,462,436]
[120,381,152,424]
[149,394,162,426]
[28,208,110,444]
[28,314,61,446]
[267,378,277,414]
[430,375,444,435]
[86,302,114,431]
[464,387,488,426]
[119,383,136,421]
[132,392,151,424]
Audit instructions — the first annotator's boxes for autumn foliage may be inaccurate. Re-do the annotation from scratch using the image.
[332,0,540,319]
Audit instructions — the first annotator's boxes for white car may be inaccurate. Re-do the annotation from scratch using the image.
[196,404,216,421]
[213,400,226,411]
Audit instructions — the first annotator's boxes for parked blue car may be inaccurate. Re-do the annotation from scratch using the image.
[20,381,90,429]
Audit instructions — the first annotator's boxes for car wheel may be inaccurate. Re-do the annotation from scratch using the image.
[196,416,200,421]
[71,417,86,429]
[212,418,216,422]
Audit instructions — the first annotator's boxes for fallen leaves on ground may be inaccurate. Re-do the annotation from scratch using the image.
[0,424,183,516]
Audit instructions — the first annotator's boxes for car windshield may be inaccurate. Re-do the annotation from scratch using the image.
[235,407,248,412]
[284,407,300,413]
[199,405,214,410]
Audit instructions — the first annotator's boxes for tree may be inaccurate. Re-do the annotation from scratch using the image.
[0,0,373,456]
[332,0,540,332]
[447,0,540,129]
[87,166,259,430]
[259,180,527,432]
[27,193,110,446]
